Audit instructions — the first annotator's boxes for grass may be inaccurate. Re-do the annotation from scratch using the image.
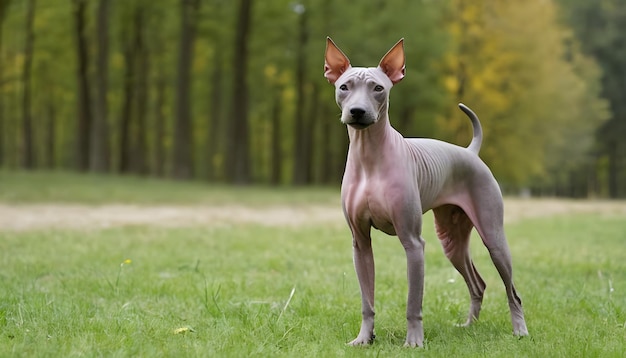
[1,171,625,357]
[0,170,339,206]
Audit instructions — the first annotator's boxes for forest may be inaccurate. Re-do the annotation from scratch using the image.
[0,0,624,197]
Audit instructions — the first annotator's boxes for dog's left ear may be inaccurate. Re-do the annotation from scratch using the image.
[378,39,405,84]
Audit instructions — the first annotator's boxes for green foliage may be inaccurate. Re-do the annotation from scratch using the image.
[0,0,618,195]
[557,0,626,197]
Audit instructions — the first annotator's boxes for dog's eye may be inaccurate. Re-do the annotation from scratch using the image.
[373,85,384,92]
[339,84,349,91]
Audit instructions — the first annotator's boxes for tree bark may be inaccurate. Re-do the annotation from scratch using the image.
[207,50,223,181]
[608,140,618,198]
[154,75,166,177]
[206,0,225,182]
[303,82,317,183]
[90,0,111,173]
[119,28,135,174]
[0,0,12,167]
[172,0,199,180]
[227,0,253,184]
[270,90,282,185]
[133,5,149,175]
[292,5,309,185]
[44,97,56,168]
[72,0,92,171]
[21,0,36,169]
[319,105,333,184]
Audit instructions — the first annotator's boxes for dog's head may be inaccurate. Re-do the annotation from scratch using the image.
[324,38,405,129]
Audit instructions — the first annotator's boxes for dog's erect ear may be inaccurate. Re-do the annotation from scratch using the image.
[378,38,405,84]
[324,37,351,85]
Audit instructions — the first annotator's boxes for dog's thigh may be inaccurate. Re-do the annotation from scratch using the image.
[434,204,485,323]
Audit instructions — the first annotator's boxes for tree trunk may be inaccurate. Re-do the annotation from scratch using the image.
[608,140,618,198]
[292,5,309,185]
[227,0,253,184]
[303,82,318,183]
[133,5,149,175]
[0,0,12,167]
[319,105,333,184]
[207,51,223,181]
[21,0,36,169]
[72,0,92,171]
[270,90,282,185]
[119,30,135,174]
[152,5,168,178]
[154,75,166,177]
[90,0,111,173]
[206,0,225,182]
[172,0,199,180]
[44,97,56,168]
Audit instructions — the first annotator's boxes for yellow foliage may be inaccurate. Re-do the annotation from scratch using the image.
[264,64,278,80]
[440,0,606,186]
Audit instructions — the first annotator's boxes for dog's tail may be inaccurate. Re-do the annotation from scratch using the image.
[458,103,483,154]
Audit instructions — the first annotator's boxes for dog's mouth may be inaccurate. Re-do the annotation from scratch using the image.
[346,121,374,129]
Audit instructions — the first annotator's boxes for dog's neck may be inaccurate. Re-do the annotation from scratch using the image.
[346,114,404,173]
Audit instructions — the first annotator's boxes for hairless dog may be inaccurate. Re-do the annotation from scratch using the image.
[323,37,528,347]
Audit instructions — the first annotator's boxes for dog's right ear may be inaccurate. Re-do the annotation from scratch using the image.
[324,37,351,85]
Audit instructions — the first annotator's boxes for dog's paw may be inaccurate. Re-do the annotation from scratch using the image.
[403,331,424,348]
[513,325,529,337]
[455,315,478,328]
[403,339,424,348]
[347,333,375,346]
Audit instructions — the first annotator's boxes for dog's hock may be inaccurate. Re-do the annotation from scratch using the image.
[324,37,351,85]
[378,38,406,84]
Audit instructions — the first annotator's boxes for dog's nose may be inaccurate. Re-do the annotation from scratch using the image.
[350,108,365,119]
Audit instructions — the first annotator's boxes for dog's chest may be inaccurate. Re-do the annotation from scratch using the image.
[343,177,416,236]
[367,194,397,236]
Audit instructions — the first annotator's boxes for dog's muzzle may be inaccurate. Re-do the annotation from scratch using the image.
[345,108,375,129]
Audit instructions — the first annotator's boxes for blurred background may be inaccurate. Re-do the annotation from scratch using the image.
[0,0,623,198]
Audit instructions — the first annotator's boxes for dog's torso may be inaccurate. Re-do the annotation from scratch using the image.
[341,127,494,236]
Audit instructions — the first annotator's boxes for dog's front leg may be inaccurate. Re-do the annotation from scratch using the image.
[398,215,426,348]
[403,233,425,347]
[348,225,376,346]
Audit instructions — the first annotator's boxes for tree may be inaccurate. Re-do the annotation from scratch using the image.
[72,0,92,171]
[292,2,310,185]
[149,3,171,178]
[0,0,613,195]
[440,0,607,191]
[226,0,252,184]
[172,0,199,180]
[132,4,149,175]
[0,0,10,167]
[558,0,626,198]
[21,0,36,169]
[91,0,111,173]
[205,0,228,181]
[118,4,136,174]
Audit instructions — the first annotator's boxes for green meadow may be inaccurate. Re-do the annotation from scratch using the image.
[1,172,625,357]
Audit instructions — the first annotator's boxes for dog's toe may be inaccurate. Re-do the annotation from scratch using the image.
[403,340,424,348]
[347,333,375,346]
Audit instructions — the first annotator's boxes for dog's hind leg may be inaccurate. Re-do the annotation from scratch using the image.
[434,204,486,326]
[464,191,529,336]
